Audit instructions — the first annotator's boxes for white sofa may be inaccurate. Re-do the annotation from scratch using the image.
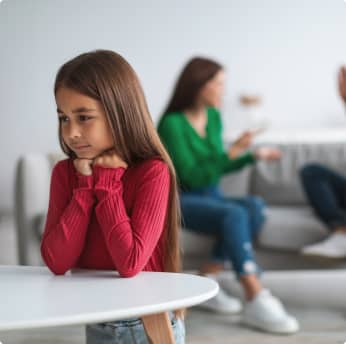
[14,138,346,270]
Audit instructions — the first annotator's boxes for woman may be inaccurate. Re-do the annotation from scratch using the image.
[158,57,299,334]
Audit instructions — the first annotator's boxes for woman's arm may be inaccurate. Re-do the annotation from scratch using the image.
[159,114,255,189]
[338,66,346,106]
[93,161,170,278]
[41,160,95,275]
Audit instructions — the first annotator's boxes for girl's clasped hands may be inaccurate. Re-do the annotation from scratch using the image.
[73,150,128,176]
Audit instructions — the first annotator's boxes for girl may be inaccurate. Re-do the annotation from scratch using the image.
[158,57,299,334]
[41,50,185,343]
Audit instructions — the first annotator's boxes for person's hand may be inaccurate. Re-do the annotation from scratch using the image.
[338,66,346,104]
[73,158,93,176]
[93,149,128,169]
[228,131,254,159]
[254,147,282,161]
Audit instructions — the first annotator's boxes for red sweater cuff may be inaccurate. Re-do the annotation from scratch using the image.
[76,173,94,189]
[72,174,95,206]
[93,165,126,200]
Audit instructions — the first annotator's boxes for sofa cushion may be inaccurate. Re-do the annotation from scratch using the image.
[258,206,328,250]
[219,167,252,197]
[250,143,346,205]
[180,229,215,256]
[180,205,328,263]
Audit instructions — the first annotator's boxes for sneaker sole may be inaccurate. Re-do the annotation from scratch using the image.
[197,304,243,315]
[243,318,299,335]
[300,251,346,261]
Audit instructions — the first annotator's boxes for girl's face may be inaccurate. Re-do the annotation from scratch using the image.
[198,70,225,109]
[56,87,114,159]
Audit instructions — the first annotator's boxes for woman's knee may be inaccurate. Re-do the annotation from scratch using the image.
[245,196,266,214]
[243,196,266,234]
[222,205,249,230]
[300,163,330,182]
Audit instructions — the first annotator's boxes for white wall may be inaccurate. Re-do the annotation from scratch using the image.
[1,0,346,211]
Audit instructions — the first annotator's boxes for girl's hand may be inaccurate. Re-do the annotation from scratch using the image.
[93,149,128,169]
[338,66,346,104]
[254,147,282,161]
[73,158,94,176]
[228,131,254,159]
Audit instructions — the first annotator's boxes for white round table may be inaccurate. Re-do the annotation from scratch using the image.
[0,265,218,342]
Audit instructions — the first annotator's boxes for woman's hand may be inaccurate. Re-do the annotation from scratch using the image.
[228,131,254,159]
[93,149,128,169]
[73,158,94,176]
[254,147,282,161]
[338,66,346,104]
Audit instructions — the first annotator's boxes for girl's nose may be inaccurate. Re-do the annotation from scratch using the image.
[68,124,81,139]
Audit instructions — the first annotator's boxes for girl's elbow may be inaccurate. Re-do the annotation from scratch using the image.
[49,266,69,275]
[41,250,70,275]
[117,266,142,278]
[44,259,69,275]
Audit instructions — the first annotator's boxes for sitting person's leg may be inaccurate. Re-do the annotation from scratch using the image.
[181,192,243,314]
[208,195,266,277]
[300,163,346,258]
[202,240,227,276]
[300,163,346,228]
[180,191,299,334]
[86,313,185,344]
[181,192,261,278]
[226,195,267,239]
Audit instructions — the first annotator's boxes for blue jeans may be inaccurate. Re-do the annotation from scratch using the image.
[180,185,266,277]
[86,313,185,344]
[300,163,346,230]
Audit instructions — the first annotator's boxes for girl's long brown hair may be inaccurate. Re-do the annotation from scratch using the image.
[163,57,223,115]
[54,50,182,309]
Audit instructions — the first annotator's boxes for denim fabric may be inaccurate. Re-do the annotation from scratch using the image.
[300,163,346,230]
[180,185,266,276]
[86,313,185,344]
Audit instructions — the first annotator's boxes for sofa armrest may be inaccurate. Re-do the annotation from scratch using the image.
[14,154,52,265]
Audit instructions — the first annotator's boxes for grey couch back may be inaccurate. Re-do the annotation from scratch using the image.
[221,142,346,205]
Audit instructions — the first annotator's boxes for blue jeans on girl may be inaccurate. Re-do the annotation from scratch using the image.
[180,185,266,277]
[86,313,185,344]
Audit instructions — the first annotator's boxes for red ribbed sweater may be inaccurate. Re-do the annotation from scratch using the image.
[41,158,170,277]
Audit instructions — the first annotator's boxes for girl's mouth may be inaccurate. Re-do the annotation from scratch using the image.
[73,145,91,150]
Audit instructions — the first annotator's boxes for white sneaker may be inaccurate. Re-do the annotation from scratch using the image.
[301,232,346,258]
[199,287,243,314]
[243,289,299,334]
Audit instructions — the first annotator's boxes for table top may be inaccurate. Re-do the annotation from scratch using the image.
[0,265,218,331]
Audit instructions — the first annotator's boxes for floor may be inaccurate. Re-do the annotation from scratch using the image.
[1,213,346,344]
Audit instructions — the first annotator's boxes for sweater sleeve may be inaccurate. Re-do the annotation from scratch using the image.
[212,109,256,173]
[93,162,170,278]
[40,160,95,275]
[158,114,255,189]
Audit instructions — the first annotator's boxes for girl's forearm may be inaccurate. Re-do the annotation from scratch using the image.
[41,176,95,275]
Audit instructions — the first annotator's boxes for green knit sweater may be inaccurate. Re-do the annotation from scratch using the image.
[157,107,255,191]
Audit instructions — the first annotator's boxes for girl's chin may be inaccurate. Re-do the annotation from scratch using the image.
[75,152,97,160]
[78,156,95,160]
[74,148,111,159]
[206,100,220,109]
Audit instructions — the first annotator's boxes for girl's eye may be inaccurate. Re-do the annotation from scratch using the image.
[59,116,69,123]
[79,115,92,122]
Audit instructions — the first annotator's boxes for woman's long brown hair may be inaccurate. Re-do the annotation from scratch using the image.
[54,51,183,315]
[162,57,223,116]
